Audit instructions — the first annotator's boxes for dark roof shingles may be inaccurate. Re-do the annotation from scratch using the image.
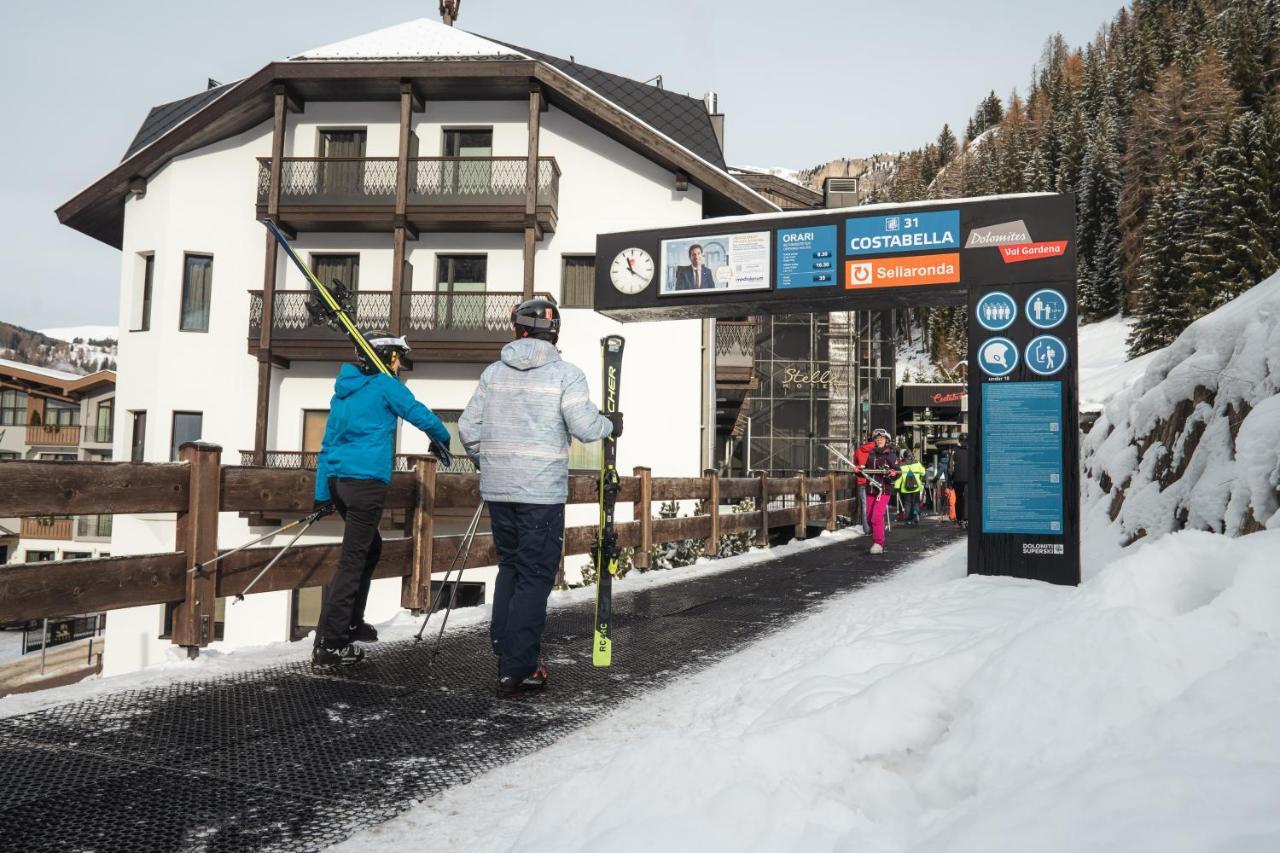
[122,84,234,161]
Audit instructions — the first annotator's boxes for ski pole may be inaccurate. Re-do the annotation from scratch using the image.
[413,501,484,643]
[187,503,334,576]
[425,503,483,656]
[233,510,327,603]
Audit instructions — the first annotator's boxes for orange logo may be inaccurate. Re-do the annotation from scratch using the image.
[845,253,961,288]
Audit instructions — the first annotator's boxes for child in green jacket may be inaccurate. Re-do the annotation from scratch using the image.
[894,451,928,526]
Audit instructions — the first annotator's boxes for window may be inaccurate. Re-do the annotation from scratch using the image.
[302,410,329,466]
[170,411,202,461]
[45,400,79,427]
[62,552,91,561]
[132,253,154,332]
[0,451,17,460]
[180,254,213,332]
[442,128,493,195]
[130,411,147,462]
[25,551,55,563]
[434,255,488,331]
[93,399,113,443]
[0,389,26,425]
[318,129,367,196]
[569,438,602,472]
[433,410,465,466]
[561,255,595,308]
[310,254,359,292]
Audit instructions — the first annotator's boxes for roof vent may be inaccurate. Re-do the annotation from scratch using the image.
[823,177,859,208]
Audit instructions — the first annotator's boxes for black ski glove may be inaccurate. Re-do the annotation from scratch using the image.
[312,500,335,518]
[603,411,624,438]
[429,438,453,468]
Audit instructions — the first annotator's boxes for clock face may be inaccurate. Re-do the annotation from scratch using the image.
[609,247,654,295]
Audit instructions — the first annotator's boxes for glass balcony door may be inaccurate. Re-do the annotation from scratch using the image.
[318,129,367,199]
[442,129,493,197]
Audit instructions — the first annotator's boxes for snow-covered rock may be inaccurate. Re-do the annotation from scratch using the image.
[1083,270,1280,544]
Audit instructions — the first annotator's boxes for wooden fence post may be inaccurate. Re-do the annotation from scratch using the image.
[404,456,437,613]
[633,466,652,569]
[173,441,222,656]
[756,470,769,547]
[795,471,807,540]
[704,468,720,556]
[827,472,838,531]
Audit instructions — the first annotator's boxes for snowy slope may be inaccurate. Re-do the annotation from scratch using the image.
[329,530,1280,853]
[1083,270,1280,543]
[1076,313,1161,412]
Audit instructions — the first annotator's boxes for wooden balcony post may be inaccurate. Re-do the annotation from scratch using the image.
[633,466,652,569]
[395,81,415,223]
[756,470,769,548]
[522,81,542,300]
[253,229,280,467]
[403,456,437,613]
[172,441,222,656]
[704,468,720,556]
[795,472,807,540]
[827,472,838,531]
[391,226,406,336]
[267,86,288,221]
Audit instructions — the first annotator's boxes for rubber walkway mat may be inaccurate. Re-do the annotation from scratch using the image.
[0,524,959,852]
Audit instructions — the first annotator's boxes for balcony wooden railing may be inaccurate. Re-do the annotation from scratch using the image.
[256,156,560,233]
[21,516,74,541]
[26,424,82,447]
[0,450,855,651]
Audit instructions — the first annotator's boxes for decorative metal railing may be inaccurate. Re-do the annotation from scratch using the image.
[239,450,477,475]
[257,157,559,210]
[249,290,545,343]
[716,321,757,367]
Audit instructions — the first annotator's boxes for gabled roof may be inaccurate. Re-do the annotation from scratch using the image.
[490,42,726,169]
[0,359,116,397]
[60,18,775,247]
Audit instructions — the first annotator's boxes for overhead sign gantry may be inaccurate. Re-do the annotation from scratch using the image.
[594,193,1080,586]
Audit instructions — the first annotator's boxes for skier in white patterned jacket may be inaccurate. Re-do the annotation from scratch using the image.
[459,298,621,696]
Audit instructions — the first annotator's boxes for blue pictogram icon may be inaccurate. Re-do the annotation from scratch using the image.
[1026,289,1068,329]
[976,291,1017,331]
[978,337,1018,377]
[1025,335,1068,376]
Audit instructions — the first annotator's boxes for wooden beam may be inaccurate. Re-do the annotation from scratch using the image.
[395,82,413,222]
[757,470,769,547]
[522,82,542,300]
[827,473,838,531]
[219,467,417,513]
[267,87,288,220]
[127,176,146,199]
[172,442,222,653]
[632,466,652,569]
[704,469,720,555]
[795,472,807,540]
[391,226,407,336]
[403,457,437,612]
[275,82,303,114]
[0,461,189,517]
[253,360,271,466]
[0,552,186,623]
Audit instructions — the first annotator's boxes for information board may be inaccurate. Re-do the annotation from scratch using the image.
[777,225,837,288]
[980,381,1064,534]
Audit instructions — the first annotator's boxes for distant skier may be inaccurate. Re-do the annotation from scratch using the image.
[949,434,971,529]
[852,433,876,532]
[312,332,452,667]
[894,450,927,526]
[459,299,621,697]
[856,428,899,554]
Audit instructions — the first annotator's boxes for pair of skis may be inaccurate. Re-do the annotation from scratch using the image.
[592,335,625,667]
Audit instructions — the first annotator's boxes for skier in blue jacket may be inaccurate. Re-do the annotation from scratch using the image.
[312,331,451,667]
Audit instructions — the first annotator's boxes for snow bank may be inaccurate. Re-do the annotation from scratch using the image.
[1077,313,1161,411]
[334,529,1280,853]
[1083,270,1280,543]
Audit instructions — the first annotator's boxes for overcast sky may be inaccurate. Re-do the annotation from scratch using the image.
[1,0,1125,330]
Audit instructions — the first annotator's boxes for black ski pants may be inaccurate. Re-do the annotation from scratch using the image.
[488,501,565,679]
[954,482,968,523]
[317,477,385,649]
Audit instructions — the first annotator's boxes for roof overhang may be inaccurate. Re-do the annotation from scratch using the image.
[0,366,115,398]
[57,59,776,248]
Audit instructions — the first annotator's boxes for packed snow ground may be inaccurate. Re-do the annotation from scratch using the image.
[0,629,26,664]
[332,528,1280,853]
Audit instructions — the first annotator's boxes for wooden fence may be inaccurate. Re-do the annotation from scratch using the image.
[0,442,856,653]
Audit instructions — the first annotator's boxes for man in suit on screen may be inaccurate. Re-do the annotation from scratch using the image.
[673,243,716,290]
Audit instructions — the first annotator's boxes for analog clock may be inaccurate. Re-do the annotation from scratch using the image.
[609,247,654,295]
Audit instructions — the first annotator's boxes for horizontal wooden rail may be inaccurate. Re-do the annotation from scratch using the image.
[0,453,857,642]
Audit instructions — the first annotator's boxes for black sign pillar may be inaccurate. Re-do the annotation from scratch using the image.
[595,193,1080,585]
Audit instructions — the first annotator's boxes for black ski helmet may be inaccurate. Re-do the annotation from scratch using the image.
[511,298,561,344]
[356,329,411,375]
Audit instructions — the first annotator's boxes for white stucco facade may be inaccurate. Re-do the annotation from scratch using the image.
[100,97,709,677]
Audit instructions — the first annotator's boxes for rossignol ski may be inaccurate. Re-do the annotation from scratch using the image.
[592,335,625,667]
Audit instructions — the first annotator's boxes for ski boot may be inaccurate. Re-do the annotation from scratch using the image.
[869,543,885,555]
[312,643,365,667]
[497,663,549,697]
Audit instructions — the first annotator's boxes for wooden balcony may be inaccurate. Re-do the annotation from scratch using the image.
[715,320,758,387]
[248,289,550,364]
[26,424,82,447]
[21,517,73,541]
[257,156,559,234]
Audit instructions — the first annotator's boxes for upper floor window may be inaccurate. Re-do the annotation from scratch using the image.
[170,411,202,461]
[435,255,487,292]
[0,389,27,425]
[45,400,79,427]
[318,129,367,197]
[442,129,493,196]
[310,254,359,292]
[442,128,493,157]
[130,411,147,463]
[561,255,595,308]
[180,254,213,332]
[131,253,154,332]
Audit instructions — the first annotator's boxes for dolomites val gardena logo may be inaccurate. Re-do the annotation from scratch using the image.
[965,219,1067,264]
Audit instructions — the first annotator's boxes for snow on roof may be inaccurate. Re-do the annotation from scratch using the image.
[0,357,84,382]
[291,18,526,61]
